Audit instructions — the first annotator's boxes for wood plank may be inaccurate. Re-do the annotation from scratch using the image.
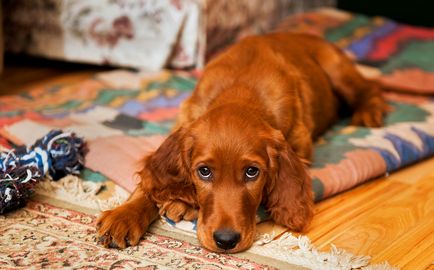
[423,262,434,270]
[0,67,100,95]
[374,220,434,269]
[257,220,288,238]
[372,176,434,269]
[307,179,408,242]
[0,55,109,95]
[311,174,434,264]
[387,158,434,184]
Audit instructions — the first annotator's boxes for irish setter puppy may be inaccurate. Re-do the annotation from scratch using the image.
[97,33,387,253]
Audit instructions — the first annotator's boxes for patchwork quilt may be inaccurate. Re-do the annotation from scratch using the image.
[0,9,433,219]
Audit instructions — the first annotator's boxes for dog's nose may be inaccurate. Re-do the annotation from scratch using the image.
[213,229,241,250]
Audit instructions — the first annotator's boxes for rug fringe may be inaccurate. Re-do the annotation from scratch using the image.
[252,232,399,270]
[34,175,128,211]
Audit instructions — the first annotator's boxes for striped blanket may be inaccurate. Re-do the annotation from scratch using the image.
[275,8,434,94]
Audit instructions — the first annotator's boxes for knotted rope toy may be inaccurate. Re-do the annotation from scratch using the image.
[0,130,86,214]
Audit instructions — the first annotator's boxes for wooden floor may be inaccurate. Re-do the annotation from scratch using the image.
[0,54,110,95]
[1,55,433,270]
[309,158,434,269]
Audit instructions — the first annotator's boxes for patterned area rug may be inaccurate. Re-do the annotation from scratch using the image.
[1,191,396,270]
[0,200,278,270]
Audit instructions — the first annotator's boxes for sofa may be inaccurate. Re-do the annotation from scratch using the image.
[3,0,335,70]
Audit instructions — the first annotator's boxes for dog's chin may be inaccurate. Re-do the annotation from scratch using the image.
[197,226,255,253]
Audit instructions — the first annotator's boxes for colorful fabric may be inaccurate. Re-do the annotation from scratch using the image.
[0,70,198,194]
[1,69,433,203]
[275,8,434,94]
[0,200,275,269]
[310,96,434,199]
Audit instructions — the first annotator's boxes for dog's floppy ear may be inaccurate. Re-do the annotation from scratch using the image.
[138,128,196,204]
[147,128,191,185]
[265,131,313,231]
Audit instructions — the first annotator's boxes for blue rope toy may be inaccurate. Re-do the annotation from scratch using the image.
[0,130,87,214]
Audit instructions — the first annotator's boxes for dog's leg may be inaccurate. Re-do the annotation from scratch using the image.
[315,45,388,127]
[159,200,198,222]
[97,186,158,249]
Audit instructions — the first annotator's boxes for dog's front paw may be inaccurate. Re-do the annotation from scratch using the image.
[96,205,149,249]
[159,200,198,222]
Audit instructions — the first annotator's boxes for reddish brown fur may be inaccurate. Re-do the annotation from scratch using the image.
[97,33,387,253]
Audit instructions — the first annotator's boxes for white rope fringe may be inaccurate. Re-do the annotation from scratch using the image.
[252,232,399,270]
[34,175,128,211]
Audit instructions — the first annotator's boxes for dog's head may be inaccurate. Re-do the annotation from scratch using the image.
[145,105,313,253]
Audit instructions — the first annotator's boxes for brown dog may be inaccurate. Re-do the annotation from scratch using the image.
[97,33,387,253]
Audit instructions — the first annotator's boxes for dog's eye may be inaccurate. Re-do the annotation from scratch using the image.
[197,166,212,180]
[245,166,260,180]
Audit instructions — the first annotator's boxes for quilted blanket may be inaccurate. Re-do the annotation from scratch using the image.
[1,9,434,206]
